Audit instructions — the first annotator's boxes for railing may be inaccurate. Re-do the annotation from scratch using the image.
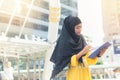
[89,64,120,80]
[0,69,44,80]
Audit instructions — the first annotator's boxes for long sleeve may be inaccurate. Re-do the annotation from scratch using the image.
[70,55,78,66]
[83,52,98,65]
[67,53,93,80]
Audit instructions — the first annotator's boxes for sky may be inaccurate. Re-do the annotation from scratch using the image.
[78,0,104,47]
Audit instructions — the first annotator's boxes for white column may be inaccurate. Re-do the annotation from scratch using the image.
[47,0,61,43]
[43,46,54,80]
[17,58,20,80]
[26,56,30,80]
[43,0,61,80]
[33,56,36,80]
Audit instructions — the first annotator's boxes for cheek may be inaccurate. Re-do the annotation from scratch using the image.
[75,29,81,35]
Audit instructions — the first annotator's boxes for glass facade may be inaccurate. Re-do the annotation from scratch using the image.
[0,0,78,39]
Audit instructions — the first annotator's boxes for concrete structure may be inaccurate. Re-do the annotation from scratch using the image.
[43,0,60,80]
[102,0,120,41]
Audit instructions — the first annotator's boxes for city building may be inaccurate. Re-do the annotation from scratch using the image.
[102,0,120,41]
[0,0,78,40]
[101,0,120,63]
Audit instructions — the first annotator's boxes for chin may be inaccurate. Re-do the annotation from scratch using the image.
[77,34,81,36]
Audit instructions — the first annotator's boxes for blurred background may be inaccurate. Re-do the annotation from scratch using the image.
[0,0,120,80]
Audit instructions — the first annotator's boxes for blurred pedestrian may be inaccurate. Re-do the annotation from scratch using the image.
[3,61,14,80]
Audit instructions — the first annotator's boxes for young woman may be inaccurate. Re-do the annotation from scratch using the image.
[50,15,107,80]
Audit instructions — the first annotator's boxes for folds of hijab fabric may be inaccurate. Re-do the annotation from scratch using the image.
[50,16,87,79]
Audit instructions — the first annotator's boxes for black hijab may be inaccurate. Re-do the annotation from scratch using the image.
[50,15,87,79]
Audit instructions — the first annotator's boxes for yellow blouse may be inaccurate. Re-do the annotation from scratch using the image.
[66,52,98,80]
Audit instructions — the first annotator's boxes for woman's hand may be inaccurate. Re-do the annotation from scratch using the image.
[98,48,108,57]
[82,45,92,55]
[76,45,92,60]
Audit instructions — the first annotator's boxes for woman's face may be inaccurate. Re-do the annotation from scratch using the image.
[74,23,82,36]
